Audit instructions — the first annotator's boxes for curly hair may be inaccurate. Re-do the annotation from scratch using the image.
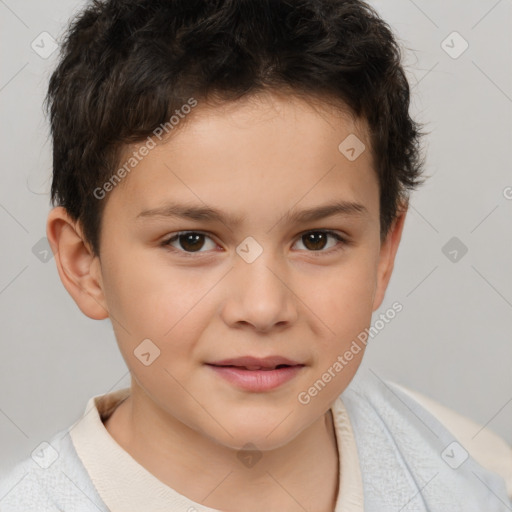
[46,0,426,256]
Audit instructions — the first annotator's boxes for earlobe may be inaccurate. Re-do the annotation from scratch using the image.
[46,206,109,320]
[372,204,408,312]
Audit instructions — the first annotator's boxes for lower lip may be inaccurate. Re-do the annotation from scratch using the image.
[206,364,304,392]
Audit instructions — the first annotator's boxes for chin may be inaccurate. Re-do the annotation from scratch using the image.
[218,433,297,453]
[205,415,305,452]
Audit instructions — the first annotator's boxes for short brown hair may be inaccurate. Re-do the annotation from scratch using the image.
[46,0,426,256]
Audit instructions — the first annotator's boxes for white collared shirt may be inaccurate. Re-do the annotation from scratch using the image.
[68,385,512,511]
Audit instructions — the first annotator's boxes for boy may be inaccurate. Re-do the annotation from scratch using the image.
[1,0,511,510]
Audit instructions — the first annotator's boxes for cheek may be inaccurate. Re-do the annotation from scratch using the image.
[101,246,180,322]
[304,254,378,337]
[303,263,375,402]
[101,253,213,364]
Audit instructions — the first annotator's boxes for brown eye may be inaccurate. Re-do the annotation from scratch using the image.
[178,233,205,252]
[161,229,347,258]
[302,232,329,251]
[294,230,346,253]
[162,232,216,254]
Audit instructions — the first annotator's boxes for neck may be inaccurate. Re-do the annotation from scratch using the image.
[104,383,340,512]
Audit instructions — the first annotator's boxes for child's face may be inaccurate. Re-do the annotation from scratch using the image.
[53,91,405,450]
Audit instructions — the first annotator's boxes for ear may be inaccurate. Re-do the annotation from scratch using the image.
[46,206,108,320]
[372,203,408,312]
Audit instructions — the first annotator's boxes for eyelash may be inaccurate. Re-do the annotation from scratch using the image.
[160,230,349,258]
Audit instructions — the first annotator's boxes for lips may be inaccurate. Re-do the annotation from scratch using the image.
[207,355,304,371]
[206,356,306,392]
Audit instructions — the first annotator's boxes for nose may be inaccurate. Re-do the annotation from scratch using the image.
[220,249,298,333]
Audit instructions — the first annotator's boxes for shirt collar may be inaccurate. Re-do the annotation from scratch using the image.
[69,388,364,511]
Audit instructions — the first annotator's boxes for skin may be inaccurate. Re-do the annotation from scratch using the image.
[46,90,407,512]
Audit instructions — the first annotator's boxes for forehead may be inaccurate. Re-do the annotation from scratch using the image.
[104,91,378,228]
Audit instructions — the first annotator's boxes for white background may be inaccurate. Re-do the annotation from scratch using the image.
[0,0,511,476]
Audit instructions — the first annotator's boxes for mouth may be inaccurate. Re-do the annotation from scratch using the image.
[207,355,304,370]
[207,363,301,371]
[205,358,306,392]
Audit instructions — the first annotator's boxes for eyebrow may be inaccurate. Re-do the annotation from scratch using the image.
[136,199,368,226]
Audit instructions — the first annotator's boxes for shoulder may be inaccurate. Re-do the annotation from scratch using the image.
[340,369,512,508]
[394,382,512,499]
[0,426,108,512]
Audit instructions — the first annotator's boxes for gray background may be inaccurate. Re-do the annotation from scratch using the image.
[0,0,511,476]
